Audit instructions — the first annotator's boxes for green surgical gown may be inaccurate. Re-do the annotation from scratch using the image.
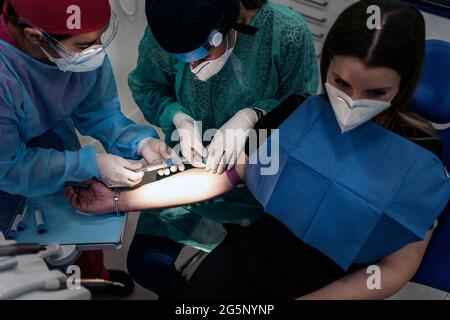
[128,2,319,251]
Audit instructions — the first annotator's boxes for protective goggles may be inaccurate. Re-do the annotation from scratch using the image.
[17,11,119,62]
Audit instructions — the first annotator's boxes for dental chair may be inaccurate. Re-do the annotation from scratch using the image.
[411,39,450,294]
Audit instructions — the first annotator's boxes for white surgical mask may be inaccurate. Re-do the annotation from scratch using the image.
[325,82,392,133]
[191,32,236,81]
[42,45,106,73]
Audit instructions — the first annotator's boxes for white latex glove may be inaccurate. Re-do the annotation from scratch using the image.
[173,112,208,168]
[96,153,144,188]
[138,137,185,176]
[207,108,260,174]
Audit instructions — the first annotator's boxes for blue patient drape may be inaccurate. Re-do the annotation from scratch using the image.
[245,96,450,270]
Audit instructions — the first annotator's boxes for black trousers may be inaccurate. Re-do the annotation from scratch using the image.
[179,225,269,300]
[179,215,366,300]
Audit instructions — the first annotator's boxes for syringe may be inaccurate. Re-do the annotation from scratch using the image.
[134,157,190,174]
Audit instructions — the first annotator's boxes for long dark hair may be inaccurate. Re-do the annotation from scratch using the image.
[321,0,434,136]
[241,0,267,10]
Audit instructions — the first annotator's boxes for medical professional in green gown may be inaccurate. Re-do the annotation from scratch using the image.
[127,0,319,298]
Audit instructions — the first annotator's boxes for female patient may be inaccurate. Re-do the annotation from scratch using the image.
[67,0,449,299]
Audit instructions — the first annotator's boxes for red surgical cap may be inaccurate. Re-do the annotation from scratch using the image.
[5,0,111,35]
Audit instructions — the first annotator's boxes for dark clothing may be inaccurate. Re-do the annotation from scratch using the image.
[180,214,367,300]
[127,235,184,299]
[180,95,444,300]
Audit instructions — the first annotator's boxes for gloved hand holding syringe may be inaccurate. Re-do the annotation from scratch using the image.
[67,157,190,190]
[68,157,194,216]
[134,157,191,175]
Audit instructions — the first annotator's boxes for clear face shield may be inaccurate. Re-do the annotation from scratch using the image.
[18,11,119,72]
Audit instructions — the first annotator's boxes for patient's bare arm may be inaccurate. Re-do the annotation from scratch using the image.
[297,230,433,300]
[66,162,246,214]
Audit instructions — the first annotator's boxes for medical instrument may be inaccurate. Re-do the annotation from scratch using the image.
[17,205,29,231]
[47,278,125,291]
[0,258,18,272]
[37,243,62,260]
[6,214,21,240]
[34,209,47,234]
[0,194,24,237]
[19,194,126,250]
[134,157,190,174]
[0,243,46,257]
[48,278,124,291]
[0,239,90,300]
[79,279,125,290]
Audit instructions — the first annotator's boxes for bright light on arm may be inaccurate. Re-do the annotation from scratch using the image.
[121,162,246,212]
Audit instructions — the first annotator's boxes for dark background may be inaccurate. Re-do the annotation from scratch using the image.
[404,0,450,18]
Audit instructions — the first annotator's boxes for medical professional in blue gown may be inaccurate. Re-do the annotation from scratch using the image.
[67,0,450,299]
[0,0,182,296]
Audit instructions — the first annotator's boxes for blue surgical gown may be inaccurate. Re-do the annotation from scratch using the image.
[0,40,158,197]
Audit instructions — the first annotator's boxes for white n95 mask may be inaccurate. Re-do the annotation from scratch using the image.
[325,82,392,133]
[42,45,106,73]
[191,32,236,81]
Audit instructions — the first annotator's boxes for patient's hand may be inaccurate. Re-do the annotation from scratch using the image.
[66,179,115,214]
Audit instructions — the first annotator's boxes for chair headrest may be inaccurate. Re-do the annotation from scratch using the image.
[412,40,450,124]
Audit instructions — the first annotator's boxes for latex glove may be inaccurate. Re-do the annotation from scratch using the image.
[173,112,207,168]
[96,153,144,188]
[138,137,185,176]
[206,108,259,174]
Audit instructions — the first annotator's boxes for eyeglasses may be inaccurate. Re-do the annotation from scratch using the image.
[17,11,119,60]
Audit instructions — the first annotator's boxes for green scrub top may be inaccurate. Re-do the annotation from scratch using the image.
[128,2,319,252]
